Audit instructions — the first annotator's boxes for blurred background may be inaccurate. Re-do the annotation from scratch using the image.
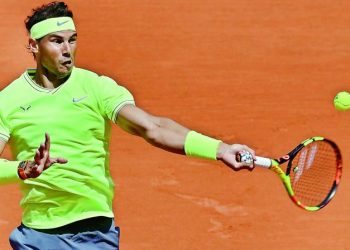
[0,1,349,249]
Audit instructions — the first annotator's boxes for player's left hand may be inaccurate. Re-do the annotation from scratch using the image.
[217,143,256,171]
[21,133,68,179]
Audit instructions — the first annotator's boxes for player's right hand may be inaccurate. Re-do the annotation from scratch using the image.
[18,133,68,179]
[217,142,256,171]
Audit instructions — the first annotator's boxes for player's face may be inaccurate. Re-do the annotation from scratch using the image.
[36,31,77,79]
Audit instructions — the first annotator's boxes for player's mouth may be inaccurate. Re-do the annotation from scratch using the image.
[61,60,72,67]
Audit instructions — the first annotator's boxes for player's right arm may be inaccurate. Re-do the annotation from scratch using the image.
[116,105,255,171]
[0,133,68,184]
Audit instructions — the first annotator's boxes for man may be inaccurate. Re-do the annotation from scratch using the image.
[0,1,255,249]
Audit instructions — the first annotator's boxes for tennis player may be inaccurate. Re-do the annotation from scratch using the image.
[0,1,255,249]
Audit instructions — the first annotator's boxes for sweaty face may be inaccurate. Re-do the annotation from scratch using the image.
[36,30,77,79]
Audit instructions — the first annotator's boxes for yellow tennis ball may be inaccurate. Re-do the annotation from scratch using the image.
[334,91,350,111]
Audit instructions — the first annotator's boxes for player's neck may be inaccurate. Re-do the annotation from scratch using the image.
[34,66,70,89]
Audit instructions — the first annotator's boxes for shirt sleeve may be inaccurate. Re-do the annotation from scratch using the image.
[96,76,135,122]
[0,111,10,142]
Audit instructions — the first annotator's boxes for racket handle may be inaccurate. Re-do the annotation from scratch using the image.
[254,156,272,168]
[237,151,272,168]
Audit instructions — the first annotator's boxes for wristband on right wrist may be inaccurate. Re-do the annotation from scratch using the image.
[18,161,29,180]
[184,131,222,160]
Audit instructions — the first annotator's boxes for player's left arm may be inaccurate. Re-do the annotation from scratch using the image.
[116,104,255,170]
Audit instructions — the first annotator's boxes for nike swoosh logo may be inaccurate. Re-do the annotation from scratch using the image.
[72,96,88,103]
[57,20,69,26]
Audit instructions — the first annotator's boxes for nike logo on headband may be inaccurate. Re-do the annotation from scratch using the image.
[57,20,69,26]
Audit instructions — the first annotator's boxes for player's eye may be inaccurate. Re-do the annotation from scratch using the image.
[50,38,63,44]
[69,37,77,44]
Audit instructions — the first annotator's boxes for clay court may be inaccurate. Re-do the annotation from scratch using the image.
[0,1,349,249]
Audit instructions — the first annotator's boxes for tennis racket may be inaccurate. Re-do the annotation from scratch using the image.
[237,136,342,211]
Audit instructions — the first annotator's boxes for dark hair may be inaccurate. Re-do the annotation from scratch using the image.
[25,1,73,32]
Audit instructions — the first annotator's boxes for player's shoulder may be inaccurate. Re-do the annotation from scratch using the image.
[74,67,118,90]
[74,67,115,82]
[0,73,26,101]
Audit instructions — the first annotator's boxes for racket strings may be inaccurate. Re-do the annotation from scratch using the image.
[289,141,339,207]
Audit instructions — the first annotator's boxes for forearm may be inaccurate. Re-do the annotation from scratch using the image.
[0,159,21,184]
[146,118,225,160]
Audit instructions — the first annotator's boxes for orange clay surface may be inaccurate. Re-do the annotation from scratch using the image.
[0,1,350,249]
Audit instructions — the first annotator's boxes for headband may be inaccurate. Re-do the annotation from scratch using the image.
[30,17,76,39]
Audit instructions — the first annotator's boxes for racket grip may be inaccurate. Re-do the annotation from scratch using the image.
[254,156,272,168]
[236,151,272,168]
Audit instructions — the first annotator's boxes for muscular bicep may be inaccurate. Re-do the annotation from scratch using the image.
[116,104,157,137]
[116,105,190,153]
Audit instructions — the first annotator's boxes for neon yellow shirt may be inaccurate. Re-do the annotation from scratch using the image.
[0,67,134,229]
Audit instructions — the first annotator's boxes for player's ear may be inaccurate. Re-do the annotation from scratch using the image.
[28,38,39,54]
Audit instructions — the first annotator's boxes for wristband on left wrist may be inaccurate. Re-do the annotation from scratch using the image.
[18,161,29,180]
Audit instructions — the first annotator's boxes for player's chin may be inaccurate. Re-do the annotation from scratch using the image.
[57,67,73,79]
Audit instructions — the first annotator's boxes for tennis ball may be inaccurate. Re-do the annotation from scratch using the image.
[334,91,350,111]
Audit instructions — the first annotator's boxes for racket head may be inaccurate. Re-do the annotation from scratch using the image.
[283,137,342,211]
